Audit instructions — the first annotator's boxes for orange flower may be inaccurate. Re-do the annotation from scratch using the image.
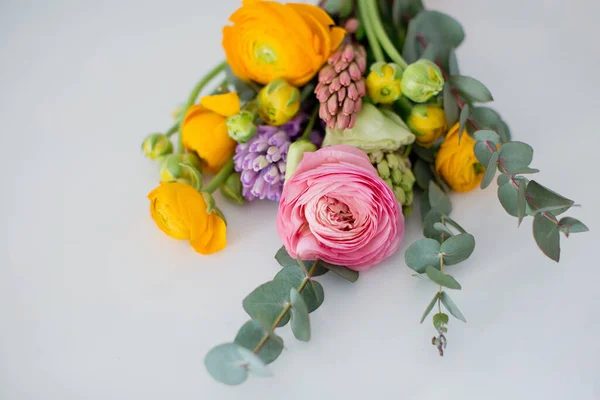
[148,182,226,255]
[182,92,240,173]
[435,123,484,192]
[222,0,346,86]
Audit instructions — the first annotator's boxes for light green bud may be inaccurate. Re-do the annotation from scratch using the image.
[391,168,403,185]
[393,186,406,205]
[385,152,401,169]
[377,160,391,179]
[159,153,202,183]
[226,111,257,143]
[142,133,173,160]
[285,140,317,181]
[400,59,445,103]
[219,172,245,204]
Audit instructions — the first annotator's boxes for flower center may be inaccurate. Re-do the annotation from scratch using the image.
[316,196,355,231]
[253,43,277,64]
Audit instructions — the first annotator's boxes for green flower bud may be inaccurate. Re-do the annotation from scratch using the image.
[377,160,391,179]
[400,59,445,103]
[226,111,257,143]
[219,172,245,204]
[369,149,415,214]
[391,168,403,185]
[285,140,317,181]
[159,153,202,183]
[142,133,173,160]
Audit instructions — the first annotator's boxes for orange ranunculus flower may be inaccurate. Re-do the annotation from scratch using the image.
[182,92,240,174]
[222,0,346,86]
[435,123,484,193]
[148,182,226,255]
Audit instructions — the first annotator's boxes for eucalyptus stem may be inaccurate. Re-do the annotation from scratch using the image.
[176,61,227,153]
[358,0,385,63]
[365,0,408,69]
[437,217,447,313]
[165,123,179,137]
[300,106,319,141]
[203,159,234,194]
[253,260,321,355]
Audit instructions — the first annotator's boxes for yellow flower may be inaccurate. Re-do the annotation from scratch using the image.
[435,123,484,192]
[182,92,240,173]
[366,62,403,104]
[407,104,448,148]
[148,182,226,255]
[222,0,346,86]
[257,78,300,126]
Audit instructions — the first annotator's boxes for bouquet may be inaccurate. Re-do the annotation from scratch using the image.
[140,0,589,385]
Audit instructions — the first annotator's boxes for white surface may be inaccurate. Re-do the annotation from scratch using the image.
[1,0,599,399]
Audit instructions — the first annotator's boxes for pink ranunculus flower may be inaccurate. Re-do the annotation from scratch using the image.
[277,145,404,271]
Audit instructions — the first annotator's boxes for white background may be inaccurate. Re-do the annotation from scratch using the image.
[1,0,599,399]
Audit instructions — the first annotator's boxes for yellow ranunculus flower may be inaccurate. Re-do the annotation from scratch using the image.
[222,0,346,86]
[148,182,226,255]
[435,123,484,192]
[182,92,240,174]
[407,104,448,148]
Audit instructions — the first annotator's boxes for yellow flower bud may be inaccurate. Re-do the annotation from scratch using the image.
[142,133,173,160]
[257,78,301,126]
[407,104,448,148]
[435,123,484,192]
[159,153,202,183]
[401,59,444,103]
[366,62,403,104]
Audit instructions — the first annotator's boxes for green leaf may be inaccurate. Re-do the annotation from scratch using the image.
[433,312,449,329]
[425,266,462,290]
[428,181,452,215]
[473,130,500,145]
[497,168,539,186]
[414,159,434,190]
[517,180,527,226]
[448,49,459,76]
[274,247,328,276]
[449,75,494,103]
[289,289,311,342]
[243,280,292,327]
[474,141,495,166]
[525,181,574,215]
[405,238,441,273]
[440,291,466,322]
[467,106,511,143]
[443,216,467,233]
[497,177,529,217]
[234,320,283,365]
[433,222,454,237]
[558,217,589,237]
[458,104,470,141]
[403,11,465,68]
[497,142,534,173]
[413,143,435,163]
[273,266,324,313]
[423,209,444,242]
[225,64,256,102]
[443,83,459,127]
[420,292,440,323]
[204,343,271,385]
[178,162,203,191]
[440,233,475,265]
[480,151,499,189]
[420,190,432,222]
[533,212,561,262]
[320,262,359,283]
[392,0,424,26]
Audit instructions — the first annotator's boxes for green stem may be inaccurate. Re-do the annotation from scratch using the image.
[437,217,446,313]
[203,158,234,194]
[253,260,321,355]
[365,0,408,69]
[177,61,227,153]
[165,123,179,138]
[358,0,385,63]
[300,106,319,141]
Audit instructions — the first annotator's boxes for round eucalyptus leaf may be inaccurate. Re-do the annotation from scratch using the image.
[290,289,311,342]
[480,151,499,189]
[498,141,534,173]
[433,312,449,329]
[467,106,511,143]
[425,266,462,290]
[443,83,459,126]
[440,233,475,265]
[526,180,574,215]
[533,213,560,262]
[497,177,529,217]
[474,141,495,166]
[234,320,283,365]
[423,209,444,242]
[473,130,500,144]
[433,222,453,237]
[414,159,434,190]
[428,181,452,215]
[243,280,292,328]
[274,266,324,313]
[205,343,271,385]
[440,291,466,322]
[448,49,459,76]
[405,238,441,273]
[275,246,296,268]
[558,217,589,237]
[449,75,494,103]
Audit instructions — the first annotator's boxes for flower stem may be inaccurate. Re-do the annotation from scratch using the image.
[437,217,447,313]
[203,158,234,194]
[165,123,179,137]
[252,260,321,355]
[176,61,227,153]
[300,106,319,141]
[365,0,408,69]
[358,0,385,63]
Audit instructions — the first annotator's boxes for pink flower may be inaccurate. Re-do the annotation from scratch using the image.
[277,145,404,271]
